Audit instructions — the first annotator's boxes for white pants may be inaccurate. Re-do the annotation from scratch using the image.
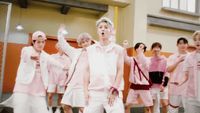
[150,88,168,113]
[13,92,49,113]
[83,91,124,113]
[185,99,200,113]
[168,95,186,113]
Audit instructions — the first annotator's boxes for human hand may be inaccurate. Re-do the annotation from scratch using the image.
[176,55,185,64]
[58,24,68,36]
[160,85,165,92]
[122,40,129,48]
[85,91,90,106]
[108,87,119,106]
[30,53,39,61]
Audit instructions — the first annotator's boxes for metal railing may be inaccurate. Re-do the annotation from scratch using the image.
[0,1,12,101]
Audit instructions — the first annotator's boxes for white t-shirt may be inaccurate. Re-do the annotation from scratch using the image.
[87,42,124,91]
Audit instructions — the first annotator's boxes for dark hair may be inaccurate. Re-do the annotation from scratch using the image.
[134,42,147,52]
[177,37,188,44]
[151,42,162,50]
[31,40,36,46]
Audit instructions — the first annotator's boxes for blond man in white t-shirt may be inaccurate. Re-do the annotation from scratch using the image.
[83,17,125,113]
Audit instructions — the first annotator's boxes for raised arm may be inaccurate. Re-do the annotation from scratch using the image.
[124,49,132,65]
[136,50,149,71]
[57,26,77,59]
[122,40,132,65]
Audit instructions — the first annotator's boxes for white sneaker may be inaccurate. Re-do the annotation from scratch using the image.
[55,108,61,113]
[48,107,53,113]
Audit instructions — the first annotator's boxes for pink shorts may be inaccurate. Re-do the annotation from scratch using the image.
[126,89,153,107]
[47,84,66,94]
[48,74,67,87]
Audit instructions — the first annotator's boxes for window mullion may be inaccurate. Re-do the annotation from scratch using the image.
[196,0,200,13]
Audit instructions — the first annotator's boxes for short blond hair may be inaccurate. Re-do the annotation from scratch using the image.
[96,17,114,28]
[192,30,200,40]
[76,32,92,44]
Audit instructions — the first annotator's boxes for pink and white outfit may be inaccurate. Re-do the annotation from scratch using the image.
[11,46,63,113]
[167,53,189,113]
[183,51,200,113]
[47,53,71,94]
[83,42,125,113]
[57,33,87,107]
[149,56,168,113]
[126,55,153,107]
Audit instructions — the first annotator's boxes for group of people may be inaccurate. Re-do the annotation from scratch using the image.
[124,30,200,113]
[1,17,200,113]
[124,38,187,113]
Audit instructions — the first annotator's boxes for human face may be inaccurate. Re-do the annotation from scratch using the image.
[177,40,188,52]
[194,36,200,50]
[32,37,46,52]
[80,38,92,48]
[97,22,112,40]
[136,44,145,53]
[152,46,161,56]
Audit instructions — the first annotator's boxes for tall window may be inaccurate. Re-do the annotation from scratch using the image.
[163,0,197,13]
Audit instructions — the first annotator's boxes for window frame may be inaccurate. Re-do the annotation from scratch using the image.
[162,0,200,16]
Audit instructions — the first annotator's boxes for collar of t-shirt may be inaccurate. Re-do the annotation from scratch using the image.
[95,42,115,52]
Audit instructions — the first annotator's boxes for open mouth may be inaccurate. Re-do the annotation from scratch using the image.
[101,32,104,35]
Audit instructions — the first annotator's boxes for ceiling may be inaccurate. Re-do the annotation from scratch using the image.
[78,0,130,7]
[0,0,130,15]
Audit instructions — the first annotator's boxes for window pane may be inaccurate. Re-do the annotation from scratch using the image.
[187,0,196,12]
[171,0,179,9]
[180,0,187,11]
[163,0,170,7]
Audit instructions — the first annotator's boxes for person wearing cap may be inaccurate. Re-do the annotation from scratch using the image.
[11,31,65,113]
[83,17,124,113]
[57,29,93,113]
[47,43,71,113]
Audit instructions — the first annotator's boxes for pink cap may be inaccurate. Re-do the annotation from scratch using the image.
[32,31,46,40]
